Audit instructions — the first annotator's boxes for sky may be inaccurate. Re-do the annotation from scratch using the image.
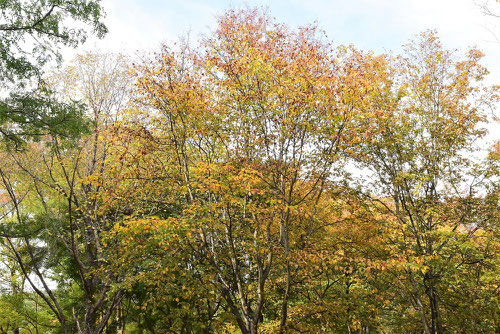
[74,0,500,84]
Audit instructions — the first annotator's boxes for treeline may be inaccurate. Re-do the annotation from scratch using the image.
[0,7,499,334]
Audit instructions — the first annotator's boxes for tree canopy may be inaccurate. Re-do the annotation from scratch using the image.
[0,0,107,145]
[0,6,498,334]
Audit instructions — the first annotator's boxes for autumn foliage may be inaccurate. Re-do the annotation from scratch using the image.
[0,7,498,334]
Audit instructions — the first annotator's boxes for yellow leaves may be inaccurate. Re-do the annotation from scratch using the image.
[49,10,498,334]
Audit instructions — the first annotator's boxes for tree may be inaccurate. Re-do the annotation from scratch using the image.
[352,31,499,333]
[108,8,382,333]
[0,241,55,334]
[0,52,132,334]
[0,0,107,144]
[476,0,500,43]
[477,0,500,18]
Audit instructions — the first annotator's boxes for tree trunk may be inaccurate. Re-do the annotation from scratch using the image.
[426,285,443,334]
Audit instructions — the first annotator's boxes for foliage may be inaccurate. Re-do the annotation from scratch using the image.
[0,7,498,334]
[0,0,107,144]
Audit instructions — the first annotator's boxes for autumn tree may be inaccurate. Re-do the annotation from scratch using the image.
[0,52,132,334]
[107,8,388,333]
[351,31,499,333]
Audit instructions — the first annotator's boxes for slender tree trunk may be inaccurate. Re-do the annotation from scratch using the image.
[248,320,257,334]
[426,285,443,334]
[278,237,291,333]
[409,272,431,334]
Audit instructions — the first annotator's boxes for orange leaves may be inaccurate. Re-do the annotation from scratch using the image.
[192,161,265,198]
[92,9,500,333]
[133,47,209,124]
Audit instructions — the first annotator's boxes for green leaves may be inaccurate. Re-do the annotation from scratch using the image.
[0,88,89,148]
[0,0,107,145]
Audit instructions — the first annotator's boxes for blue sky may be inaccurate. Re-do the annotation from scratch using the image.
[77,0,500,81]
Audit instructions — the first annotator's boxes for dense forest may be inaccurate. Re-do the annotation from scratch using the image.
[0,1,499,333]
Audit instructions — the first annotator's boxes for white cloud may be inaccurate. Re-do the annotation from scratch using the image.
[65,0,499,84]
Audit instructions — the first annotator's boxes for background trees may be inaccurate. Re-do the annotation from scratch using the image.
[0,52,132,334]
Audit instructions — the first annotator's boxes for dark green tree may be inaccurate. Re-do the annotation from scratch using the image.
[0,0,107,145]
